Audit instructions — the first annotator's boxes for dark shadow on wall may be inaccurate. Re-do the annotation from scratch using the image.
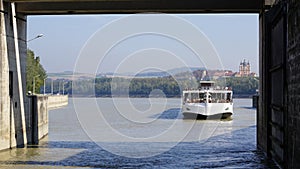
[11,100,25,148]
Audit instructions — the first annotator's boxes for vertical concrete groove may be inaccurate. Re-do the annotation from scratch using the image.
[11,2,27,146]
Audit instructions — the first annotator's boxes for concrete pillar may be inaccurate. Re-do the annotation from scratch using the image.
[0,0,28,150]
[0,0,11,151]
[257,9,268,153]
[8,3,28,148]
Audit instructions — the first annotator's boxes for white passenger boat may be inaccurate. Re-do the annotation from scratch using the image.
[182,81,233,119]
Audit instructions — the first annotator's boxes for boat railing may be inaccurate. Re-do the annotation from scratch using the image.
[185,98,232,104]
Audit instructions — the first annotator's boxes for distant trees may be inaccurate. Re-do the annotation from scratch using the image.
[68,77,182,97]
[26,49,47,94]
[47,70,259,98]
[216,77,259,96]
[24,50,258,97]
[128,77,181,97]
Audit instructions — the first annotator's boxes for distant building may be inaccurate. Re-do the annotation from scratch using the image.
[224,70,234,77]
[197,60,257,80]
[235,59,256,77]
[206,69,234,80]
[239,59,250,76]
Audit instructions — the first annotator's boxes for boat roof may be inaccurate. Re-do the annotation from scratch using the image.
[183,89,232,93]
[200,81,215,84]
[199,81,215,87]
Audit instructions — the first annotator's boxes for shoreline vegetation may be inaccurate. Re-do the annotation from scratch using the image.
[27,50,258,99]
[44,72,259,98]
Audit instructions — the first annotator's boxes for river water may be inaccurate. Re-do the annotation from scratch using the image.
[0,98,277,168]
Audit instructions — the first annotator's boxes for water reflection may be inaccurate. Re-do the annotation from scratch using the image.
[0,126,277,168]
[150,108,181,119]
[0,98,278,168]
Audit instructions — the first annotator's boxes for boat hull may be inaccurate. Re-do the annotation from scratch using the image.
[182,102,233,119]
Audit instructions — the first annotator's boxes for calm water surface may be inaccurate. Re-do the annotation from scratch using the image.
[0,98,277,168]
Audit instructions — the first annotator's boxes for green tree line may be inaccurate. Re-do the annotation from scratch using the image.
[51,77,182,97]
[25,49,258,97]
[216,77,259,96]
[26,49,47,94]
[48,75,258,98]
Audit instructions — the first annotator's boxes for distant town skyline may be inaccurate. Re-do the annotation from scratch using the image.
[45,58,257,76]
[27,14,259,74]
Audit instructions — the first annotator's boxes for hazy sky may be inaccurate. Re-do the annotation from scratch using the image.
[27,14,259,74]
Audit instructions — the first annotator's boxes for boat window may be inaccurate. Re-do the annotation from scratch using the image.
[199,93,205,103]
[191,93,199,103]
[184,92,206,103]
[208,92,216,103]
[183,93,189,103]
[184,91,232,104]
[208,92,229,103]
[203,93,208,103]
[226,92,232,102]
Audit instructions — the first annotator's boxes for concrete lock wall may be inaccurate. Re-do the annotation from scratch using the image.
[0,1,27,150]
[0,1,10,151]
[48,95,68,110]
[28,95,48,144]
[257,0,300,168]
[0,0,68,150]
[18,95,68,146]
[286,0,300,168]
[30,95,68,144]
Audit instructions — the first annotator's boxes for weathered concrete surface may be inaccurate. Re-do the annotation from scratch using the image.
[0,1,27,150]
[48,95,68,110]
[257,0,300,168]
[286,0,300,168]
[23,95,68,145]
[28,95,49,144]
[0,0,10,151]
[0,1,68,151]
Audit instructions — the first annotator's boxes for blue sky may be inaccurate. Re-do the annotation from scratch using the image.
[27,14,258,74]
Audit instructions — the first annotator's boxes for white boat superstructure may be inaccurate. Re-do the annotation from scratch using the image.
[182,81,233,119]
